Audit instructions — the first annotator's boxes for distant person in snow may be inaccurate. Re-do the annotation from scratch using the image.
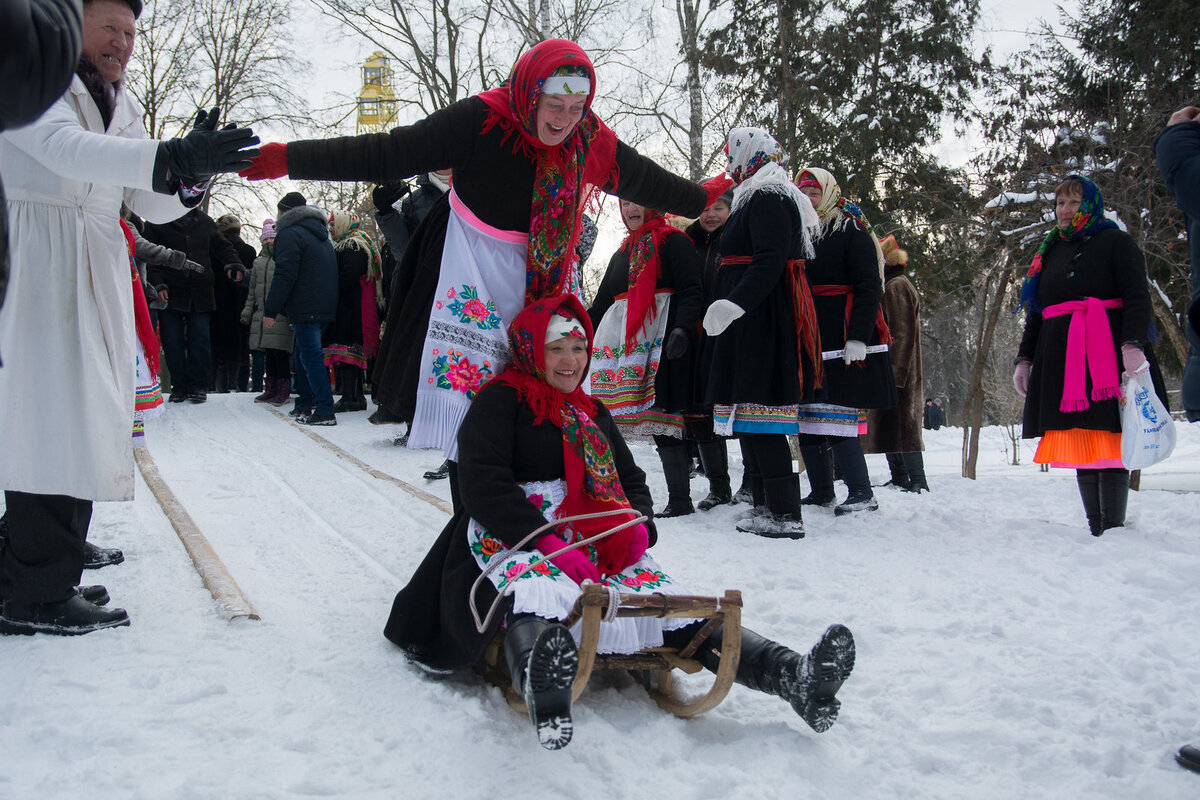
[1011,174,1168,537]
[382,295,855,751]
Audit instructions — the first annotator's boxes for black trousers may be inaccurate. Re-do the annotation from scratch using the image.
[1,491,92,604]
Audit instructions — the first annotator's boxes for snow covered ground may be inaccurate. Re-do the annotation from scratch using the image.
[2,398,1199,799]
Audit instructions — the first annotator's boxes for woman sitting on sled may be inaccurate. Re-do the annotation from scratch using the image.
[383,294,856,750]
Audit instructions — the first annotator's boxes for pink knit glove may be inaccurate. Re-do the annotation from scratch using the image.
[1121,344,1148,377]
[1012,360,1031,397]
[535,534,600,585]
[595,523,649,576]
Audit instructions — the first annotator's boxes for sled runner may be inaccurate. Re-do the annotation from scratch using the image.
[478,583,743,718]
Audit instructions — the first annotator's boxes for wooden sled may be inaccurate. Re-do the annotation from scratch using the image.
[477,583,742,718]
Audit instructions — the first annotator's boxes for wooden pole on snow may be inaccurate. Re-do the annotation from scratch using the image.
[133,447,261,621]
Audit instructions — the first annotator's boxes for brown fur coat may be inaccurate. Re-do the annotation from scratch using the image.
[863,262,924,453]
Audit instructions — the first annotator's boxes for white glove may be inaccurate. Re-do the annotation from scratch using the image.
[1013,361,1031,397]
[702,299,745,336]
[843,339,867,364]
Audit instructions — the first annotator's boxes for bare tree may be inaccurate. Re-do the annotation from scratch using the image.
[126,0,198,139]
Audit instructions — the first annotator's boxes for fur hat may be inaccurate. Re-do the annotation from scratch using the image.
[879,234,908,267]
[215,214,241,234]
[277,192,307,212]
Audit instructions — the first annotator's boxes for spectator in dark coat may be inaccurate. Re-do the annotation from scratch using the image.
[264,192,338,425]
[0,0,83,359]
[1155,104,1200,423]
[143,207,243,403]
[213,214,254,392]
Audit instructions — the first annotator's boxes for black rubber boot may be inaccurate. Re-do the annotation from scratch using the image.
[900,451,929,493]
[799,444,836,506]
[697,440,732,511]
[1098,469,1130,534]
[504,614,578,750]
[883,452,912,489]
[737,474,804,538]
[333,367,368,412]
[697,623,855,732]
[832,438,877,515]
[1076,470,1103,536]
[656,442,695,518]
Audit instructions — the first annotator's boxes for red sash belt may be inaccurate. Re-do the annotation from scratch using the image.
[810,283,892,347]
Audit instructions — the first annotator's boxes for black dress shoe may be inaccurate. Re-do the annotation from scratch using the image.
[83,540,124,569]
[188,391,207,404]
[77,585,110,606]
[368,406,404,425]
[0,593,130,635]
[424,461,451,480]
[168,391,188,403]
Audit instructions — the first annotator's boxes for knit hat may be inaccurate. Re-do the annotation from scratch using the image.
[277,192,307,212]
[215,214,241,234]
[260,219,276,242]
[879,234,908,266]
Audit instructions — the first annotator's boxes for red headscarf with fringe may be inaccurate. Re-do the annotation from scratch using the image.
[476,40,619,305]
[493,295,639,573]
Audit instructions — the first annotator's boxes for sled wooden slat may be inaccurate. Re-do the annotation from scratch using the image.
[485,584,743,718]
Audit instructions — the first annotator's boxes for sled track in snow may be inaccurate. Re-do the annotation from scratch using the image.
[262,405,454,515]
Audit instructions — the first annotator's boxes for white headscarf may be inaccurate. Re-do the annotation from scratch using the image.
[725,127,820,257]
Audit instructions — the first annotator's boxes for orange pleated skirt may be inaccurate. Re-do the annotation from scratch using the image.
[1034,428,1124,469]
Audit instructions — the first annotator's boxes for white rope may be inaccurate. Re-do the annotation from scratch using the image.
[602,583,621,623]
[469,509,647,634]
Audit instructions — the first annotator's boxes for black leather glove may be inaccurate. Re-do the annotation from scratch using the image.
[373,180,409,213]
[154,106,260,190]
[663,327,690,359]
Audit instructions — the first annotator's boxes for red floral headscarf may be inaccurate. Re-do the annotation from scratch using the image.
[477,40,620,306]
[494,295,639,571]
[619,207,682,349]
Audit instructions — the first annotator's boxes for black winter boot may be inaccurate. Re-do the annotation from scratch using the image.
[697,440,732,511]
[1076,470,1103,536]
[0,591,129,636]
[799,444,837,506]
[882,452,912,489]
[83,540,124,569]
[832,438,878,515]
[737,474,804,538]
[504,614,579,750]
[900,451,929,493]
[656,442,694,518]
[698,623,855,732]
[1097,469,1130,534]
[333,367,368,412]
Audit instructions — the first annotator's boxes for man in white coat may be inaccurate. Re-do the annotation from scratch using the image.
[0,0,259,635]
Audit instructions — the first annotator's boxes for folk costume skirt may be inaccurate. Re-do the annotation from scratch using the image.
[132,340,163,446]
[590,291,684,438]
[468,478,696,655]
[408,190,530,461]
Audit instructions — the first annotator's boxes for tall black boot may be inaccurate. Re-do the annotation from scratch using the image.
[883,452,911,489]
[1076,470,1103,536]
[696,623,855,733]
[504,614,579,750]
[900,451,929,493]
[832,438,877,515]
[656,441,694,518]
[799,444,836,506]
[333,366,368,412]
[1097,469,1130,534]
[737,474,804,538]
[697,440,732,511]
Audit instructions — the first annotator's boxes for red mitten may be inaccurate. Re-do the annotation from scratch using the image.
[594,523,649,576]
[238,142,289,180]
[534,534,600,585]
[702,173,735,208]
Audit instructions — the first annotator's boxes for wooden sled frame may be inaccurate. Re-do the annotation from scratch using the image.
[478,583,743,718]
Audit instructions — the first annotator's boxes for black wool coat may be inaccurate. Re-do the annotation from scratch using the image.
[212,230,255,362]
[588,231,704,413]
[1017,227,1166,438]
[703,192,817,407]
[383,381,657,673]
[323,247,368,348]
[287,96,706,422]
[805,221,897,410]
[144,210,242,313]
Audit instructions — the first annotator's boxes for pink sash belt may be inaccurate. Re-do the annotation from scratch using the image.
[1042,297,1123,413]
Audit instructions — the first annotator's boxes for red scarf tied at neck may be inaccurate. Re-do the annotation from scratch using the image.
[476,40,620,306]
[620,208,681,349]
[493,294,641,575]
